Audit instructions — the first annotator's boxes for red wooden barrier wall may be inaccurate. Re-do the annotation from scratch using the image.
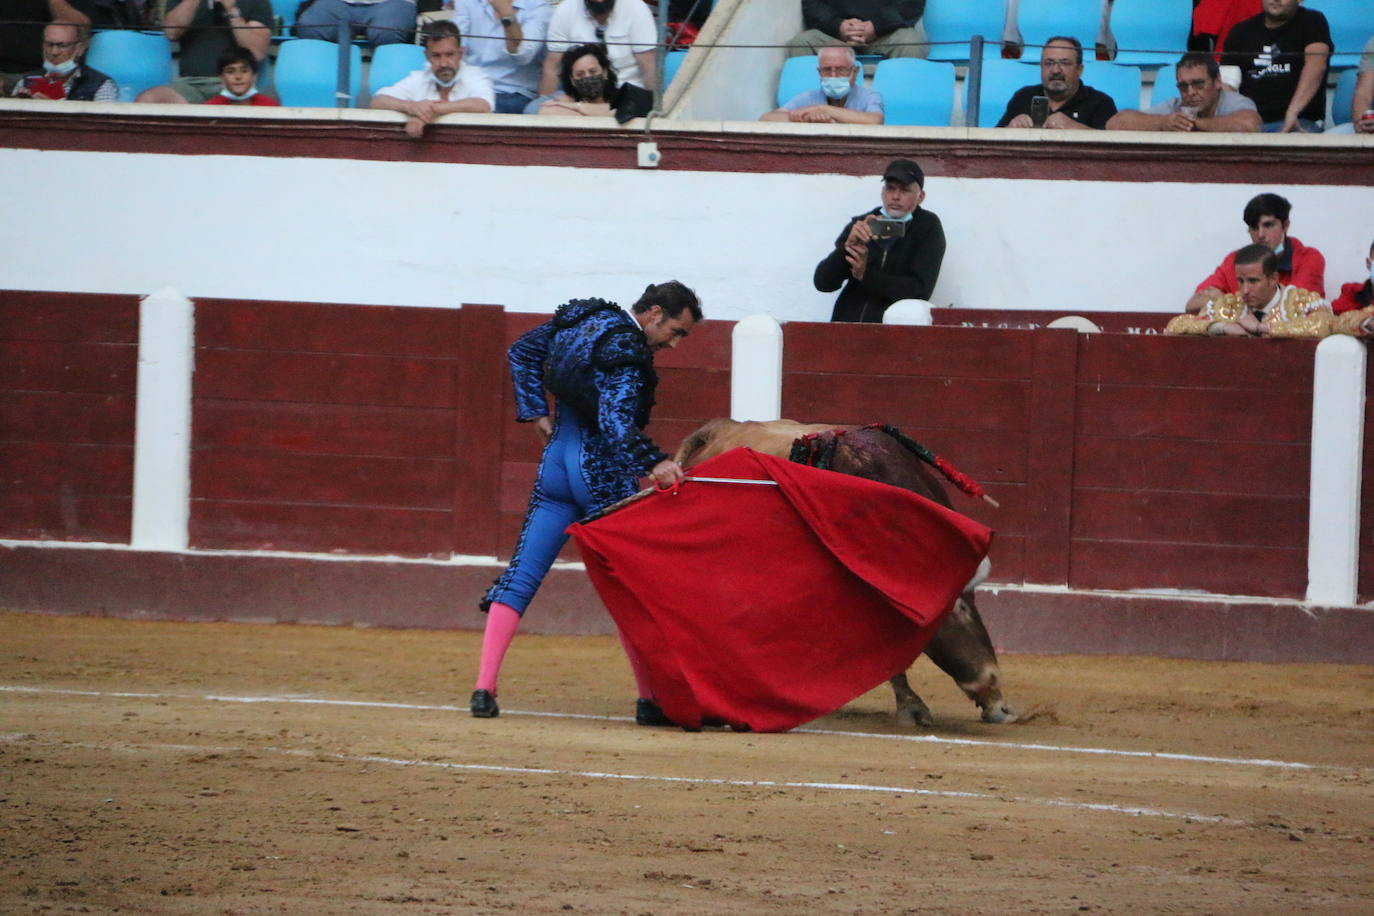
[0,290,138,543]
[782,323,1316,599]
[187,298,732,562]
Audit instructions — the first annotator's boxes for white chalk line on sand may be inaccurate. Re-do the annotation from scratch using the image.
[0,732,1240,825]
[0,684,1331,773]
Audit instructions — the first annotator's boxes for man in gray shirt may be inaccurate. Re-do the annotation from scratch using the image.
[1107,52,1261,133]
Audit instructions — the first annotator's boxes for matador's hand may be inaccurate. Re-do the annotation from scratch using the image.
[650,459,685,489]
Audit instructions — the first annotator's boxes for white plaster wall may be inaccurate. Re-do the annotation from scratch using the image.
[1,146,1371,321]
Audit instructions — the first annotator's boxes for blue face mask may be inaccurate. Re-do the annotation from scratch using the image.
[433,71,459,88]
[44,56,77,77]
[219,86,258,101]
[880,207,914,223]
[820,77,851,100]
[1368,261,1374,286]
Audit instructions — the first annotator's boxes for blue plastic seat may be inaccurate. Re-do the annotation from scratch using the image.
[1306,1,1370,69]
[87,30,173,102]
[367,42,426,99]
[970,58,1034,126]
[776,54,818,108]
[1330,67,1359,125]
[872,58,956,126]
[1016,0,1102,57]
[922,0,1007,63]
[274,38,363,107]
[663,49,688,88]
[1081,60,1144,113]
[1109,0,1191,67]
[1149,68,1179,108]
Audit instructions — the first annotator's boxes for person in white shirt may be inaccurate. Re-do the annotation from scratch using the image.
[371,20,495,137]
[538,0,657,97]
[454,0,551,114]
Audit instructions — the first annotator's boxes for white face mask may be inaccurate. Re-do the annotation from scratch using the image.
[44,56,77,77]
[1368,261,1374,286]
[219,86,258,101]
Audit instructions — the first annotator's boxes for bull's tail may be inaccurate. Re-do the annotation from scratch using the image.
[864,424,999,508]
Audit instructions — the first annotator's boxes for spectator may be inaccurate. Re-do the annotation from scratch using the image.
[1221,0,1331,132]
[786,1,927,60]
[0,1,105,95]
[1107,52,1260,132]
[538,0,657,100]
[814,158,945,323]
[1186,192,1325,314]
[536,42,651,122]
[296,0,416,46]
[137,0,271,103]
[453,0,551,114]
[370,20,494,137]
[203,45,279,106]
[9,21,115,101]
[1331,237,1374,335]
[759,43,883,124]
[996,36,1117,130]
[1165,243,1331,337]
[1327,35,1373,135]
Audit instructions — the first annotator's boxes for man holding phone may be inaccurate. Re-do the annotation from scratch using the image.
[814,158,946,323]
[996,36,1116,130]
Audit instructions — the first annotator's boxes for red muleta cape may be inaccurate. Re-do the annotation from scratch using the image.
[567,447,993,732]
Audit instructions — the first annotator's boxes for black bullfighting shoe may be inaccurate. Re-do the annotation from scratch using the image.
[470,689,499,718]
[635,698,674,727]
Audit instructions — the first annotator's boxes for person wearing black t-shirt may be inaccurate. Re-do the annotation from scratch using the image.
[1221,0,1331,132]
[995,36,1116,130]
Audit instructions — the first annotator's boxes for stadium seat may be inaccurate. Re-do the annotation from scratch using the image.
[274,38,363,107]
[1149,68,1178,108]
[1081,61,1144,113]
[872,58,956,126]
[663,49,688,88]
[776,55,818,108]
[922,0,1007,63]
[86,30,173,103]
[1330,67,1358,126]
[1109,0,1191,67]
[1016,0,1101,57]
[1306,1,1370,69]
[972,58,1037,127]
[367,41,426,100]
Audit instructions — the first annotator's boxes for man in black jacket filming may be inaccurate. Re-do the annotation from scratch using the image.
[814,158,946,323]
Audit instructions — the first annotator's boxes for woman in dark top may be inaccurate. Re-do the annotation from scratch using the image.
[537,42,652,124]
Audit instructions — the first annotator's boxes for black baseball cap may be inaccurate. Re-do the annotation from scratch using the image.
[882,159,924,187]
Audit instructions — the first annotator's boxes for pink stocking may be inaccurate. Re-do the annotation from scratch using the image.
[474,602,521,693]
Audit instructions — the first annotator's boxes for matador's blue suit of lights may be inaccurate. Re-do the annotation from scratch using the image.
[482,298,668,614]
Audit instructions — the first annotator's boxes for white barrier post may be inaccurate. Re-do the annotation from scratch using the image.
[131,288,195,551]
[1307,334,1366,606]
[731,314,783,422]
[882,299,933,326]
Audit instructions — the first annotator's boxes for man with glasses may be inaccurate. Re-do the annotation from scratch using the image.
[760,43,883,124]
[995,36,1116,130]
[1107,52,1260,132]
[9,21,115,101]
[539,0,657,98]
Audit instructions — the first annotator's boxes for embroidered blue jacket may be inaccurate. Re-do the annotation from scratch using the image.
[508,298,667,513]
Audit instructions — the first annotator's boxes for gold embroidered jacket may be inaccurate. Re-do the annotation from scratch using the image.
[1165,286,1331,338]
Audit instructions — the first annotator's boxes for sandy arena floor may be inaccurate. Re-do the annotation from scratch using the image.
[1,611,1372,914]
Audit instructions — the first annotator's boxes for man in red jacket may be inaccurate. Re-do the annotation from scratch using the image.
[1185,192,1325,314]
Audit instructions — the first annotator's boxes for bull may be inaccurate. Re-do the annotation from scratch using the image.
[673,418,1017,728]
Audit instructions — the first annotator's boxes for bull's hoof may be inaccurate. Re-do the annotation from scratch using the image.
[895,703,935,728]
[980,703,1018,724]
[470,689,499,718]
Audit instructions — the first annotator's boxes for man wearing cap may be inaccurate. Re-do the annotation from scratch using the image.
[814,158,945,323]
